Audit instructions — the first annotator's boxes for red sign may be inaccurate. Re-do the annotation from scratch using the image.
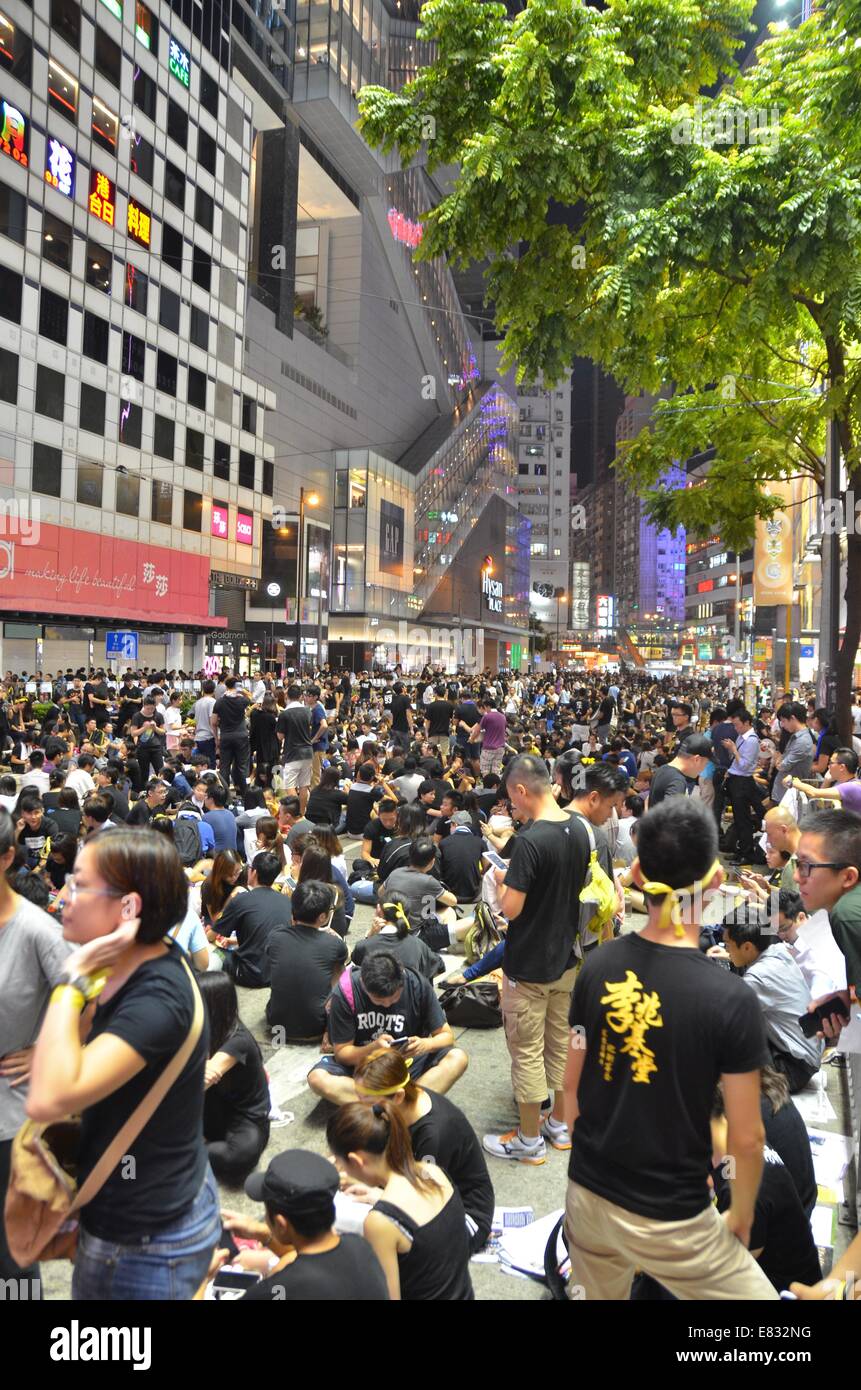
[89,168,116,226]
[387,208,423,248]
[0,522,225,627]
[236,512,253,545]
[211,505,228,539]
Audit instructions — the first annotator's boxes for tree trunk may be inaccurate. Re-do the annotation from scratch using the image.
[835,529,861,742]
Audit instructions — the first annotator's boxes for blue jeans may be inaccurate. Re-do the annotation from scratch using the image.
[194,739,216,768]
[352,878,377,905]
[72,1165,220,1301]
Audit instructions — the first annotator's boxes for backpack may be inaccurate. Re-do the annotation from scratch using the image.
[438,980,502,1029]
[173,815,202,867]
[571,813,617,956]
[463,901,503,965]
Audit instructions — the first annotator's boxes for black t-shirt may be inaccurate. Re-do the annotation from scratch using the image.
[426,700,453,736]
[454,702,480,741]
[213,694,249,735]
[204,1021,270,1130]
[78,948,209,1241]
[306,785,349,825]
[241,1233,389,1302]
[409,1090,494,1250]
[569,933,769,1221]
[363,818,395,860]
[390,694,412,734]
[130,709,165,749]
[328,967,445,1051]
[358,680,372,702]
[345,784,382,835]
[648,763,694,806]
[713,1150,821,1292]
[218,887,292,986]
[267,923,348,1039]
[84,680,110,724]
[382,687,394,709]
[502,815,591,982]
[762,1094,817,1217]
[126,799,155,826]
[117,686,143,729]
[351,930,444,982]
[278,705,312,761]
[474,788,500,817]
[440,830,484,902]
[45,805,81,837]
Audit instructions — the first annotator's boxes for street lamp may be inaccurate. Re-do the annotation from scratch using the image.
[266,582,281,674]
[295,488,320,675]
[554,587,567,665]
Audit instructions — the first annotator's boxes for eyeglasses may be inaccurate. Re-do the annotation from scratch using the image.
[795,860,850,880]
[64,874,124,901]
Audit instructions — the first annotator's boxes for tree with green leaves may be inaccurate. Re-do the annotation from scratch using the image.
[358,0,861,733]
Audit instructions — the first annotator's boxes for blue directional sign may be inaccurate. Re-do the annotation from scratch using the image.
[106,630,139,661]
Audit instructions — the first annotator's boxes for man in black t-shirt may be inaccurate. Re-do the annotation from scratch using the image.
[440,812,484,902]
[129,698,166,780]
[307,952,467,1105]
[360,800,399,867]
[218,852,292,988]
[425,685,454,753]
[267,882,348,1041]
[388,681,413,752]
[561,797,777,1301]
[116,676,143,735]
[83,673,111,726]
[483,755,590,1166]
[235,1151,389,1302]
[212,677,251,796]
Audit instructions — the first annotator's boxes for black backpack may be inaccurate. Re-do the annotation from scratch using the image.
[438,980,502,1029]
[173,815,202,867]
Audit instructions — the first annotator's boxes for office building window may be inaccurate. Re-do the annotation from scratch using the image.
[183,488,202,532]
[194,186,213,233]
[151,479,173,524]
[43,210,72,270]
[124,262,147,313]
[130,132,154,183]
[238,451,254,490]
[121,331,145,382]
[213,439,230,482]
[92,98,119,154]
[51,0,80,49]
[85,239,111,293]
[189,305,208,350]
[199,68,219,118]
[185,427,204,470]
[187,366,206,410]
[133,65,156,118]
[134,2,159,58]
[116,468,140,516]
[153,414,174,459]
[0,181,26,243]
[48,58,77,121]
[77,461,103,508]
[33,441,62,497]
[79,382,105,435]
[166,97,188,149]
[192,245,211,292]
[95,26,122,87]
[197,126,216,175]
[0,266,21,323]
[164,160,185,210]
[40,288,68,345]
[159,284,180,332]
[262,459,273,497]
[118,400,142,447]
[0,346,17,402]
[82,310,109,363]
[241,394,257,433]
[35,364,65,420]
[0,14,32,85]
[156,349,177,395]
[162,224,183,273]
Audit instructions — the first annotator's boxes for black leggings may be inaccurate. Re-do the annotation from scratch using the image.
[206,1117,270,1187]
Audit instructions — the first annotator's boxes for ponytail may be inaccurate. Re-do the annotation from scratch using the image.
[326,1100,436,1194]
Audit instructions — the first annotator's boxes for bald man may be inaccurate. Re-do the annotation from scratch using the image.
[764,806,801,889]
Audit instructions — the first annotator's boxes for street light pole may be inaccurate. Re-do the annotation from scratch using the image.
[295,486,305,677]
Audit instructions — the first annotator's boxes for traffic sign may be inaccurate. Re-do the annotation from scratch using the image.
[105,630,138,661]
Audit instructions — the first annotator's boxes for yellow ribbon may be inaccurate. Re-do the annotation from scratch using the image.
[355,1057,415,1096]
[640,859,722,938]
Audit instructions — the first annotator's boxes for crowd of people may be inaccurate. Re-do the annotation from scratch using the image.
[1,660,859,1302]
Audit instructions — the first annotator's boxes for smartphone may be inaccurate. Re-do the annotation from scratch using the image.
[389,1036,411,1048]
[798,994,850,1038]
[210,1266,262,1300]
[483,848,508,872]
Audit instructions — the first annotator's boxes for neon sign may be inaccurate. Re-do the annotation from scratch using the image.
[89,169,116,226]
[387,208,423,248]
[168,38,190,87]
[0,98,27,167]
[211,505,228,539]
[127,197,152,247]
[236,513,253,545]
[45,137,74,198]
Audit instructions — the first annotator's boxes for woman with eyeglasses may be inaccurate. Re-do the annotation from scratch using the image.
[26,828,219,1300]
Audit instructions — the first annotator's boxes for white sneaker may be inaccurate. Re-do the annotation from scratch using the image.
[540,1117,572,1151]
[482,1128,547,1165]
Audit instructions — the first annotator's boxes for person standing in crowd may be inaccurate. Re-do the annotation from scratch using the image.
[278,684,314,816]
[723,707,762,863]
[483,754,590,1164]
[192,680,217,767]
[389,681,414,752]
[212,678,252,796]
[306,685,330,791]
[473,698,507,777]
[562,797,777,1300]
[25,829,219,1300]
[773,702,815,803]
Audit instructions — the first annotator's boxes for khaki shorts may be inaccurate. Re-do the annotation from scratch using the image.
[501,967,578,1103]
[282,758,312,790]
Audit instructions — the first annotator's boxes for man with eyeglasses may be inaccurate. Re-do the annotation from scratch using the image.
[785,748,861,814]
[794,807,859,1040]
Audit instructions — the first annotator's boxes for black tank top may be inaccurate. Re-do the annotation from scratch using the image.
[373,1187,474,1301]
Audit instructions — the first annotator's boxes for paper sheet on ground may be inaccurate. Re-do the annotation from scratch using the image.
[471,1206,534,1263]
[807,1128,854,1186]
[497,1207,564,1279]
[811,1204,835,1249]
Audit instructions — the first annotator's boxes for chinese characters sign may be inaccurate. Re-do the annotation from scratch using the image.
[211,505,228,540]
[89,169,116,226]
[127,197,151,247]
[169,37,190,87]
[0,98,27,167]
[45,137,74,198]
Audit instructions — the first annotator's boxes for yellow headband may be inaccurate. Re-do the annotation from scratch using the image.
[640,859,722,938]
[355,1057,414,1096]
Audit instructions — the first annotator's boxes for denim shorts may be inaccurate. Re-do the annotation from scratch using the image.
[71,1165,220,1301]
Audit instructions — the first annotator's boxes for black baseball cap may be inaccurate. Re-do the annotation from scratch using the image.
[679,734,713,759]
[245,1150,340,1214]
